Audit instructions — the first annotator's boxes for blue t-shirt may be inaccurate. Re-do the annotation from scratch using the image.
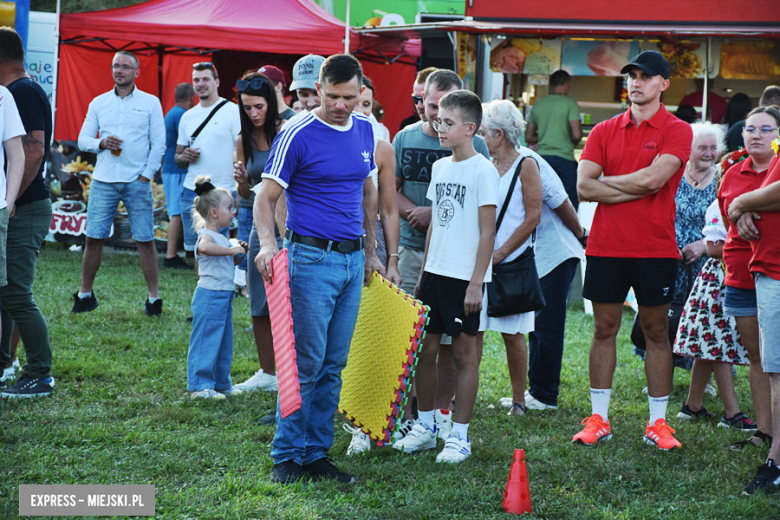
[162,105,187,174]
[262,111,376,241]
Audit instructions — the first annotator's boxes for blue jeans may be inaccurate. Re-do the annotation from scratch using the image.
[236,206,253,271]
[528,257,579,406]
[541,155,579,211]
[181,188,231,251]
[187,287,234,391]
[271,241,365,466]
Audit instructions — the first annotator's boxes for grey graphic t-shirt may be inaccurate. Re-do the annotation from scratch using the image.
[393,121,490,250]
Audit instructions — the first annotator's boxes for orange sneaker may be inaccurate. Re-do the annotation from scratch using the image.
[643,418,682,451]
[572,414,611,445]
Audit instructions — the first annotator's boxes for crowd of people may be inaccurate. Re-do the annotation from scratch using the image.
[0,23,779,495]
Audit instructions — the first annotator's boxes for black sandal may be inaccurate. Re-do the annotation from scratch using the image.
[508,403,528,416]
[729,430,773,451]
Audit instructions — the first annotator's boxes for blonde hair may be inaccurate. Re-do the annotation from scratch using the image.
[191,176,232,231]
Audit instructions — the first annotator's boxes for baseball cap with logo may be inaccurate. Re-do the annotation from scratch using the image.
[258,65,286,86]
[290,54,326,91]
[620,50,670,80]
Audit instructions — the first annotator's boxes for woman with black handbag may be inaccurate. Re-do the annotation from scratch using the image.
[474,100,544,416]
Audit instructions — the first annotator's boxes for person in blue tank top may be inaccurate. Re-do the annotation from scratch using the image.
[252,54,382,486]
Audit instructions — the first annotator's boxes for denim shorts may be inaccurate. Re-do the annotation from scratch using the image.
[755,272,780,373]
[161,172,186,218]
[86,178,154,242]
[724,284,758,317]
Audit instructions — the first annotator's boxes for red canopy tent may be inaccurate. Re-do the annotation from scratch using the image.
[56,0,420,141]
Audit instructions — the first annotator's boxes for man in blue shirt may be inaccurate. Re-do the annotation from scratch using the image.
[161,83,195,270]
[253,54,381,486]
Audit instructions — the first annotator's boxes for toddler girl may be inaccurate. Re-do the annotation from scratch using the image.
[187,176,248,399]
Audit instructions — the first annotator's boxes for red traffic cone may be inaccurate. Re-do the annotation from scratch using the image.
[502,448,533,515]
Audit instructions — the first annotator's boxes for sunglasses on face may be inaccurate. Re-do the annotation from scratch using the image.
[412,95,424,105]
[237,78,267,92]
[743,126,778,136]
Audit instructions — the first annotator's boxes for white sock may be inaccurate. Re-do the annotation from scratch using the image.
[451,421,469,439]
[148,296,160,304]
[418,410,434,430]
[78,291,92,299]
[590,388,612,422]
[648,395,669,425]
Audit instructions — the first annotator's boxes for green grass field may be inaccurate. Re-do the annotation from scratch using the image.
[1,246,776,519]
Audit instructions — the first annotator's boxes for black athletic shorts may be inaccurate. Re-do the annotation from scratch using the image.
[583,256,678,307]
[418,272,480,337]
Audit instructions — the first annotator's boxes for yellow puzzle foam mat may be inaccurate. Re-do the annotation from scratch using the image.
[338,272,429,446]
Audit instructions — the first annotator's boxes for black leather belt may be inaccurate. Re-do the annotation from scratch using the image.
[285,230,364,254]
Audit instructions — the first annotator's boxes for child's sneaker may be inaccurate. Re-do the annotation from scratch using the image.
[435,409,452,440]
[436,432,471,463]
[190,389,226,399]
[393,420,437,453]
[392,419,415,442]
[718,412,757,431]
[572,414,611,445]
[342,424,371,455]
[644,418,682,451]
[677,402,715,420]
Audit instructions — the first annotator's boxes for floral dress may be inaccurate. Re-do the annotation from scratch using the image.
[673,201,748,365]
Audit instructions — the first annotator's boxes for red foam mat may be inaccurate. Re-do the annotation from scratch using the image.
[263,249,301,418]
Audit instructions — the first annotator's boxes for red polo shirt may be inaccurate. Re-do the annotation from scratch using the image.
[718,157,768,289]
[581,104,692,258]
[749,155,780,281]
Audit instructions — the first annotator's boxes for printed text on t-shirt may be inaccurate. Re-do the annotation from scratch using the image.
[401,148,451,182]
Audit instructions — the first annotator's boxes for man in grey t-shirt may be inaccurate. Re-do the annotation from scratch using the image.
[392,69,490,434]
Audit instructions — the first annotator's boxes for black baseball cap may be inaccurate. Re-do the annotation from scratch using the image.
[620,51,670,80]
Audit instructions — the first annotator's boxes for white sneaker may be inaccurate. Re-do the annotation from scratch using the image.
[191,389,227,399]
[436,432,471,463]
[343,424,371,455]
[435,409,452,440]
[499,396,513,408]
[1,366,15,382]
[704,382,718,397]
[233,370,278,392]
[393,421,437,453]
[525,392,558,410]
[392,419,415,442]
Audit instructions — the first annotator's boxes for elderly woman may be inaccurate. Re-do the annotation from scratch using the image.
[473,100,542,415]
[634,122,722,374]
[478,100,586,414]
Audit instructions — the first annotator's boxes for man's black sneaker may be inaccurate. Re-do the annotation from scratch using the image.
[71,292,98,313]
[271,461,305,485]
[743,459,780,495]
[302,458,355,484]
[163,256,194,270]
[677,402,715,420]
[1,374,55,398]
[145,298,163,317]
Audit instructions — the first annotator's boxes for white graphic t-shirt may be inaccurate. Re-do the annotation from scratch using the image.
[424,153,500,282]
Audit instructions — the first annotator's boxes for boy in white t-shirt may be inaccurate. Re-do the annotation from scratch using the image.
[394,90,499,463]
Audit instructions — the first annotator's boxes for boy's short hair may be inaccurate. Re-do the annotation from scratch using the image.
[424,69,462,97]
[439,90,482,132]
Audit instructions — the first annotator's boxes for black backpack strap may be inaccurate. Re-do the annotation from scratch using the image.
[189,100,229,144]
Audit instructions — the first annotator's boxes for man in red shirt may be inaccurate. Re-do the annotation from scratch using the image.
[575,51,692,451]
[728,156,780,494]
[679,78,728,124]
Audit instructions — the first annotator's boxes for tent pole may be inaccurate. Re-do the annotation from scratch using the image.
[51,0,61,140]
[158,46,164,102]
[344,0,350,53]
[703,37,711,122]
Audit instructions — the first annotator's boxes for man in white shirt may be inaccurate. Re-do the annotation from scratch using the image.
[73,51,166,316]
[0,83,26,287]
[174,62,241,252]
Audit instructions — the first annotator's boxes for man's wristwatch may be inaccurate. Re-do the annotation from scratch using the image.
[578,227,588,248]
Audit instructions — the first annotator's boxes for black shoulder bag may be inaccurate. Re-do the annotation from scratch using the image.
[188,99,229,145]
[486,157,546,318]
